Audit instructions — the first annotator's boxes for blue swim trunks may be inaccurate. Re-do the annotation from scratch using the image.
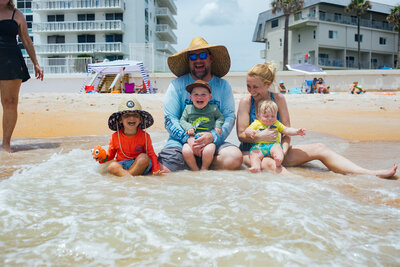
[249,143,283,157]
[118,159,153,175]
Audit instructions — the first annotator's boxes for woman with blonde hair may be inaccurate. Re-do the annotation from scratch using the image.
[0,0,43,152]
[236,62,397,178]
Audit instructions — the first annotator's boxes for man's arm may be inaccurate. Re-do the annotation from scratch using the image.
[164,81,189,144]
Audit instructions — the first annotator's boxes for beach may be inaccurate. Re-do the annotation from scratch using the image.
[1,89,400,265]
[10,92,400,141]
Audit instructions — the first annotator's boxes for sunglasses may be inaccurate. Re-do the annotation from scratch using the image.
[188,52,208,61]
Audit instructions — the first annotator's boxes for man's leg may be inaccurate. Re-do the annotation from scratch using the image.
[211,144,243,170]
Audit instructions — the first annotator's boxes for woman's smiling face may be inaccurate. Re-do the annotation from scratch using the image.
[246,75,270,101]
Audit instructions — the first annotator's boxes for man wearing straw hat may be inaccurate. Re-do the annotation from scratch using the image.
[158,37,243,172]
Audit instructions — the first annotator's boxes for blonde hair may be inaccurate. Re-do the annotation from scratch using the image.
[247,62,277,85]
[258,100,278,117]
[7,0,15,10]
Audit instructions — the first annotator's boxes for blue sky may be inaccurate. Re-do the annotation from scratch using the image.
[173,0,397,72]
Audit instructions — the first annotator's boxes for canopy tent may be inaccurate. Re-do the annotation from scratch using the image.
[80,60,154,93]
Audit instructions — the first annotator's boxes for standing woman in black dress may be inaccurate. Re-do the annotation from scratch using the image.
[0,0,43,152]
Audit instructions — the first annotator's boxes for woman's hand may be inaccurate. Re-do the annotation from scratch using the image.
[256,128,278,142]
[34,64,44,81]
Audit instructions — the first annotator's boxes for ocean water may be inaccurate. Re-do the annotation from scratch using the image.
[1,132,399,266]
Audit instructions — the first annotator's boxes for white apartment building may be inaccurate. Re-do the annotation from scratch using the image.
[253,0,397,70]
[25,0,177,72]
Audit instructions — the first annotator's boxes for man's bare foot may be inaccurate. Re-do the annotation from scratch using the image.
[375,164,398,179]
[249,166,260,173]
[1,144,14,153]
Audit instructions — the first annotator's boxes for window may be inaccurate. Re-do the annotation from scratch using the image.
[106,13,123,21]
[78,34,95,43]
[26,14,32,29]
[271,19,279,28]
[105,34,123,42]
[334,13,341,22]
[351,16,357,24]
[294,11,302,21]
[47,35,65,44]
[298,34,301,43]
[47,14,64,22]
[280,38,282,47]
[319,11,326,20]
[18,0,31,9]
[313,30,316,39]
[78,14,95,21]
[267,41,270,49]
[256,24,262,40]
[329,30,338,39]
[379,37,386,45]
[355,34,363,42]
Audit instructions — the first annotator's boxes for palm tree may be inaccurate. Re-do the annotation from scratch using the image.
[346,0,372,69]
[387,5,400,68]
[271,0,304,70]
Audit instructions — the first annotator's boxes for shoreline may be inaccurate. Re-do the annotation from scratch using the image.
[4,92,400,142]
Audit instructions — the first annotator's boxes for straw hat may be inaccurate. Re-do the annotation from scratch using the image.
[168,37,231,78]
[108,98,154,131]
[185,80,211,94]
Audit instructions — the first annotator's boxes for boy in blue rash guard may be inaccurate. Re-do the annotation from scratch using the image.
[158,37,243,172]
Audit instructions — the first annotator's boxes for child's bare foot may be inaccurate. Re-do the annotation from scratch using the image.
[1,144,14,153]
[249,167,260,173]
[375,164,398,179]
[274,158,282,167]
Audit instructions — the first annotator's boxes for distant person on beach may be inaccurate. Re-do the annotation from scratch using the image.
[180,80,225,171]
[93,98,163,177]
[0,0,43,152]
[158,36,242,172]
[350,81,365,94]
[278,80,287,94]
[245,100,305,173]
[236,62,397,178]
[316,77,329,94]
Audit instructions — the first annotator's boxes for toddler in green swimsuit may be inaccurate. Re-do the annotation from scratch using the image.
[245,100,306,173]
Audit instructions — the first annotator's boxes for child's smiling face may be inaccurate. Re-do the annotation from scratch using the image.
[190,87,212,109]
[120,112,142,130]
[259,108,277,126]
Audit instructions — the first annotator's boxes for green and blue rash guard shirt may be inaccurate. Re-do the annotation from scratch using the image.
[163,73,236,148]
[180,104,225,133]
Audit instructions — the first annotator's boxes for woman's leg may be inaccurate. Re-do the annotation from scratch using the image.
[0,80,22,153]
[283,143,397,178]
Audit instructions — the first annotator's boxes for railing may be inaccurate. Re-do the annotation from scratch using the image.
[318,58,344,67]
[155,41,176,54]
[35,42,125,54]
[155,7,177,29]
[33,20,124,33]
[25,57,92,74]
[155,24,177,43]
[32,0,124,11]
[156,0,177,15]
[294,11,394,31]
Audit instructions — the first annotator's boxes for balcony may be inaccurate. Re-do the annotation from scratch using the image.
[318,57,344,68]
[156,24,177,44]
[155,7,177,29]
[32,0,124,12]
[289,11,394,32]
[155,41,176,54]
[156,0,177,15]
[35,42,125,55]
[33,20,124,33]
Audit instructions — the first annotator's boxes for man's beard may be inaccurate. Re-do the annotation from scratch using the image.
[191,67,210,80]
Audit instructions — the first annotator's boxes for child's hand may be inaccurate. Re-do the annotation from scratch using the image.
[297,128,306,136]
[245,127,256,139]
[92,145,107,162]
[187,128,195,136]
[215,128,222,135]
[153,170,166,176]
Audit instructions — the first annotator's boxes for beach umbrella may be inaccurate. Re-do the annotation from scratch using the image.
[286,63,326,75]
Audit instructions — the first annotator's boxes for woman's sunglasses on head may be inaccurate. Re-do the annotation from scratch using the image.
[189,52,208,61]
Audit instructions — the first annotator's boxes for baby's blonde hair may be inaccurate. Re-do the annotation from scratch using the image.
[257,100,278,117]
[247,62,277,85]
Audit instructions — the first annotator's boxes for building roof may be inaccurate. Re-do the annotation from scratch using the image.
[252,0,395,42]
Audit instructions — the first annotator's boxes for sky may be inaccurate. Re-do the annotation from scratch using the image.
[173,0,397,72]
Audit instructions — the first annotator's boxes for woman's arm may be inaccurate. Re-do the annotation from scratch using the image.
[15,10,43,80]
[274,93,291,155]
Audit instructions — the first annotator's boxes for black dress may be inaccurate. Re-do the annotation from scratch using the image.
[0,9,30,82]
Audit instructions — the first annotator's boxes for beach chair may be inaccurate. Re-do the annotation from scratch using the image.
[289,87,303,94]
[304,80,313,93]
[124,82,135,93]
